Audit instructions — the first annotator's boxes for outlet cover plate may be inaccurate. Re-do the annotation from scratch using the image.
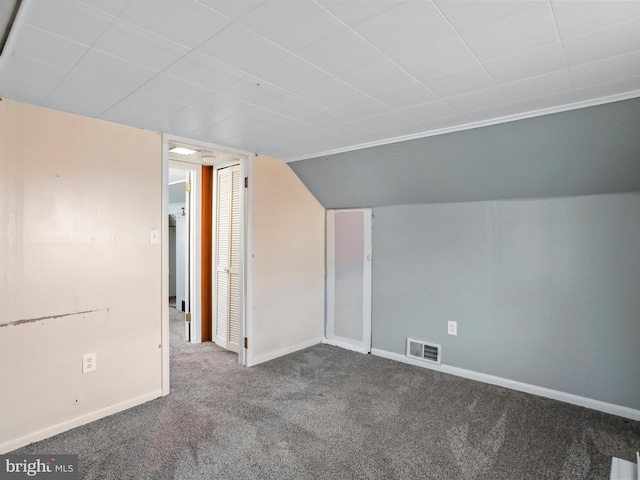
[83,353,97,373]
[448,321,457,336]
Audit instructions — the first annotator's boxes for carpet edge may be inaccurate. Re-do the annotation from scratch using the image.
[371,348,640,421]
[1,389,163,453]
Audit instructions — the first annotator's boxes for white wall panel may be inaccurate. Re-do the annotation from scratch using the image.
[0,100,162,452]
[248,156,325,366]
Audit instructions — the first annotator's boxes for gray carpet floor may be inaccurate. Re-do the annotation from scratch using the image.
[12,308,640,479]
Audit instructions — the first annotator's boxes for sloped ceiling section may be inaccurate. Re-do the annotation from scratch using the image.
[289,97,640,208]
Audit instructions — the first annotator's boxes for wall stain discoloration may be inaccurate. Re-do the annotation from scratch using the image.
[0,309,100,328]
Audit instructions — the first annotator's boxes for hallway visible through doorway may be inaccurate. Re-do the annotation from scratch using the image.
[162,136,250,394]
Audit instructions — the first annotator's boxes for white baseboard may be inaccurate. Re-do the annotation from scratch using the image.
[610,455,638,480]
[0,389,163,454]
[248,337,323,367]
[322,338,370,354]
[371,348,640,422]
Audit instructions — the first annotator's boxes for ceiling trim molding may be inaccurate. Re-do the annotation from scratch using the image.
[287,90,640,163]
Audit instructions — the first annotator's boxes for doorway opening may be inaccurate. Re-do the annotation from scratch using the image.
[161,135,252,396]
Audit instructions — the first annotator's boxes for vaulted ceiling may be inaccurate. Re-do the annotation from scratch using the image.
[290,97,640,207]
[1,0,639,162]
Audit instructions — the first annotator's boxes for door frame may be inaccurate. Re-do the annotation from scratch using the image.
[161,134,254,396]
[325,208,373,354]
[168,162,200,343]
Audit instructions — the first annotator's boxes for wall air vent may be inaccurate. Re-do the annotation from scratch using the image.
[406,338,441,365]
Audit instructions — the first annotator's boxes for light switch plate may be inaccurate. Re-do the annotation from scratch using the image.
[149,229,160,244]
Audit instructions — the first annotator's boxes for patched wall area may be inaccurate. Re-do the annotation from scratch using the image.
[0,99,163,452]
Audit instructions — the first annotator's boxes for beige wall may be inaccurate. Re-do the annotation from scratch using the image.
[249,155,325,366]
[0,100,163,452]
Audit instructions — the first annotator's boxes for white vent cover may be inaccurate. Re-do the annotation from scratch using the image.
[406,338,441,364]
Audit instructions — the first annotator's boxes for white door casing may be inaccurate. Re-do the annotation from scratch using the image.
[184,171,192,341]
[162,133,253,396]
[168,162,200,344]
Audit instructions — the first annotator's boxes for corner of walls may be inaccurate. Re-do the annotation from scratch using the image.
[248,155,325,366]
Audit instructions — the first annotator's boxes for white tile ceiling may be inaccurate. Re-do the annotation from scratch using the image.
[1,0,640,162]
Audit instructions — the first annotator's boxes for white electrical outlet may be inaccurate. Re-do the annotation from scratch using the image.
[83,353,97,373]
[448,321,457,336]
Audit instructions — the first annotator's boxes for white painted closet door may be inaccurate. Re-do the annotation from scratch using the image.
[214,164,241,353]
[326,209,372,353]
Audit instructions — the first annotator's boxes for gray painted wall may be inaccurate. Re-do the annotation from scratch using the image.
[169,181,186,204]
[289,97,640,410]
[290,98,640,208]
[372,193,640,409]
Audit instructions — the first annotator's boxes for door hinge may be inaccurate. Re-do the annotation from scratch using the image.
[185,313,191,323]
[244,177,248,188]
[185,182,192,192]
[244,337,248,349]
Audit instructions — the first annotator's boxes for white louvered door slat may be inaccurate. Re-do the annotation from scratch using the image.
[228,167,241,352]
[229,275,240,347]
[230,168,240,271]
[216,172,231,269]
[214,164,241,353]
[214,167,231,349]
[215,271,229,349]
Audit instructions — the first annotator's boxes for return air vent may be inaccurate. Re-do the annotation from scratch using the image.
[406,338,441,364]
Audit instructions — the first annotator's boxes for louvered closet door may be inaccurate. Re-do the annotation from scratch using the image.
[214,164,241,353]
